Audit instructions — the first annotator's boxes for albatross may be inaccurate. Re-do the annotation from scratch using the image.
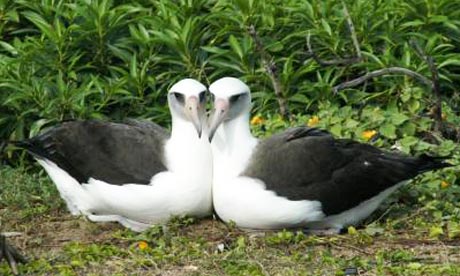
[14,78,213,231]
[207,77,451,232]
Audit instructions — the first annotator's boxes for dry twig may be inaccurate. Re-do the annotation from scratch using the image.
[342,1,362,60]
[410,39,443,132]
[248,25,290,119]
[332,67,432,93]
[306,2,362,66]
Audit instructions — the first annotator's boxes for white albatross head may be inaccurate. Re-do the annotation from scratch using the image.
[208,77,252,141]
[168,78,207,138]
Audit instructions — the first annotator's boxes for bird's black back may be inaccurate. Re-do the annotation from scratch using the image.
[15,119,170,185]
[242,127,451,215]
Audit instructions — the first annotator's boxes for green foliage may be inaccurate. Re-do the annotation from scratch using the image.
[0,0,459,152]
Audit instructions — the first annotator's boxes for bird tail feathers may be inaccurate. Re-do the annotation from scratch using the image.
[417,154,453,173]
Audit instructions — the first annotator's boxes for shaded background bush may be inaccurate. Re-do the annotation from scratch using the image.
[1,0,460,165]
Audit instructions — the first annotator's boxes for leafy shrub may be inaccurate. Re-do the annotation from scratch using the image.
[1,0,460,165]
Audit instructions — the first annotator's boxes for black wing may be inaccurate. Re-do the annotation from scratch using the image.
[15,119,170,185]
[242,126,451,215]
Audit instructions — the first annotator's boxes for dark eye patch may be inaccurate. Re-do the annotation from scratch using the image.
[199,91,206,103]
[172,92,185,104]
[229,93,245,104]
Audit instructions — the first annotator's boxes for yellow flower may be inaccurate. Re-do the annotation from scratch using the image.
[362,130,377,141]
[138,241,148,250]
[307,116,319,127]
[250,115,265,126]
[441,181,449,189]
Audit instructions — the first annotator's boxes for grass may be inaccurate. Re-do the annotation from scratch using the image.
[1,165,460,276]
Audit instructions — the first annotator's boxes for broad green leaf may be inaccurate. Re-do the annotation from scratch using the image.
[438,59,460,68]
[407,263,422,270]
[29,119,53,137]
[399,122,416,136]
[330,124,342,137]
[429,226,444,238]
[130,53,138,79]
[379,123,396,139]
[345,119,359,128]
[448,222,460,239]
[228,35,243,60]
[22,11,57,42]
[201,46,228,55]
[400,20,424,28]
[429,15,449,23]
[266,41,283,52]
[320,19,332,36]
[0,41,17,55]
[390,113,409,125]
[289,94,309,104]
[408,100,421,114]
[347,226,357,235]
[398,136,418,152]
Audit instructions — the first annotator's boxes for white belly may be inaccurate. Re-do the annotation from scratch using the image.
[36,135,213,232]
[212,172,325,230]
[213,174,403,230]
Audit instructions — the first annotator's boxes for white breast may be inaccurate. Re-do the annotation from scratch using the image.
[211,127,325,230]
[37,126,213,232]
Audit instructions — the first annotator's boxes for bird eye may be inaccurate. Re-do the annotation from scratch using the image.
[199,91,206,103]
[229,93,244,104]
[172,92,185,104]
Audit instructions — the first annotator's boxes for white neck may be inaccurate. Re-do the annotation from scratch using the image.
[223,112,255,149]
[166,115,211,174]
[171,116,198,139]
[212,112,258,175]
